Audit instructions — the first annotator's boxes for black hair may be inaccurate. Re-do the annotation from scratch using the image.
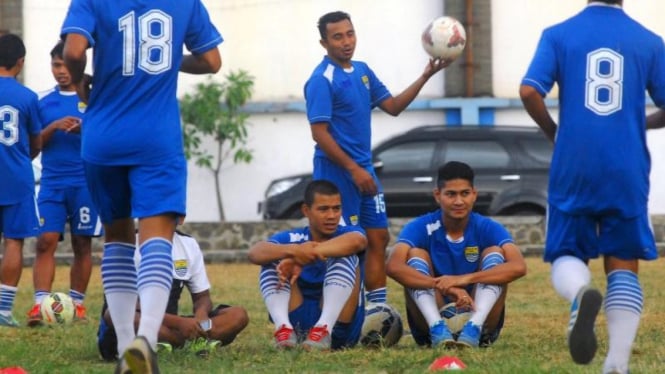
[436,161,474,188]
[0,33,26,69]
[317,11,351,40]
[50,40,65,59]
[304,180,340,206]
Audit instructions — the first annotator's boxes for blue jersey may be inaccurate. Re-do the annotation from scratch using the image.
[521,4,665,217]
[397,211,513,293]
[61,0,223,165]
[38,87,87,189]
[304,56,391,167]
[267,224,366,299]
[0,77,42,204]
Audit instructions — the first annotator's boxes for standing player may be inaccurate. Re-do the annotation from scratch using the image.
[304,11,450,305]
[0,33,42,327]
[520,1,665,372]
[27,40,103,327]
[248,180,367,351]
[386,162,526,349]
[61,0,222,372]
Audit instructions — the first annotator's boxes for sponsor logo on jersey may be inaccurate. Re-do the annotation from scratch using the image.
[427,220,442,236]
[77,223,93,230]
[174,259,188,277]
[289,232,308,243]
[464,246,479,263]
[362,75,369,90]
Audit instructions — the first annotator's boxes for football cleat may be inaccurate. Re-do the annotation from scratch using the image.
[0,313,19,327]
[124,336,160,374]
[26,304,44,327]
[455,321,481,348]
[73,303,89,323]
[430,320,455,348]
[274,324,297,349]
[568,286,603,365]
[302,325,331,351]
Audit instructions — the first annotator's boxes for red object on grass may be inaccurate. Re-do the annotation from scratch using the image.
[0,368,28,374]
[429,356,467,371]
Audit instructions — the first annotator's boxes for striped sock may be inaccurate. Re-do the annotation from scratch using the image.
[316,255,359,332]
[0,285,18,315]
[259,263,292,329]
[366,287,387,304]
[69,289,85,305]
[34,290,51,305]
[406,257,441,327]
[603,270,642,374]
[469,252,505,326]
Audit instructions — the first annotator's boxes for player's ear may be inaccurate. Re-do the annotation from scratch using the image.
[432,187,441,204]
[301,203,309,217]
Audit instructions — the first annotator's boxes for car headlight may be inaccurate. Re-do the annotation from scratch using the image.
[265,177,303,198]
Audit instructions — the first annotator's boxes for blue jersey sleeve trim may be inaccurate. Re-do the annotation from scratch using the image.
[190,36,223,54]
[61,27,95,47]
[521,78,548,97]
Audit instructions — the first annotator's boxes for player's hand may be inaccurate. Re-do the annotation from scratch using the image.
[434,274,469,293]
[76,74,93,104]
[178,317,207,340]
[349,167,377,195]
[291,241,324,265]
[446,288,475,310]
[58,116,82,133]
[277,258,302,287]
[423,58,452,79]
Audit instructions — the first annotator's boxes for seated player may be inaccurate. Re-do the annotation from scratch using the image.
[386,161,527,348]
[97,229,248,360]
[248,180,367,351]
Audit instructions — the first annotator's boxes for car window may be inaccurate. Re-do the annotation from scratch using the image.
[519,138,552,166]
[443,140,510,169]
[375,140,436,172]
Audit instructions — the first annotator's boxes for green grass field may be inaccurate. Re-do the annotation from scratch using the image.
[1,257,664,373]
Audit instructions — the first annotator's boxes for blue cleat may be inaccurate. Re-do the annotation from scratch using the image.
[568,286,603,365]
[455,321,481,348]
[0,313,19,327]
[430,320,455,348]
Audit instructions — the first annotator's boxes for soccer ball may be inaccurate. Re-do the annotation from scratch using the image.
[421,16,467,61]
[40,292,75,324]
[440,302,471,334]
[360,303,404,347]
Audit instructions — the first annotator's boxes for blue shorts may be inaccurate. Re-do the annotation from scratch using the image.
[0,195,40,239]
[38,186,103,237]
[289,297,365,350]
[84,156,186,223]
[408,306,504,347]
[544,205,658,262]
[313,157,388,229]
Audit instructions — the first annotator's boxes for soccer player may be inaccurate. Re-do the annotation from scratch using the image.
[248,180,367,351]
[61,0,223,371]
[97,229,249,361]
[519,1,665,372]
[386,161,526,349]
[27,40,103,327]
[304,11,450,305]
[0,33,42,327]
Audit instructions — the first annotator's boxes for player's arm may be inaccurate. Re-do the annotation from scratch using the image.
[180,48,222,75]
[190,289,213,322]
[41,117,81,144]
[647,109,665,130]
[247,241,305,265]
[385,243,437,290]
[29,133,41,160]
[62,34,91,103]
[379,59,449,116]
[314,231,367,258]
[519,84,557,142]
[310,122,376,194]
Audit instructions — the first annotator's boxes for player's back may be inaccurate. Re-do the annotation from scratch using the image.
[539,5,665,215]
[61,0,222,165]
[0,78,41,204]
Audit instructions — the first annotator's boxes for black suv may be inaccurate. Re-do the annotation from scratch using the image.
[258,125,552,219]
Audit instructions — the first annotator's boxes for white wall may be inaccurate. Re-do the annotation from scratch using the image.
[21,0,665,221]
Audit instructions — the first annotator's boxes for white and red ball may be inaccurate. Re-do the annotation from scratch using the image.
[421,16,467,61]
[40,292,75,324]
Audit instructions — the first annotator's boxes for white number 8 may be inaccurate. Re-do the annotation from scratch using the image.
[585,48,623,116]
[119,10,173,76]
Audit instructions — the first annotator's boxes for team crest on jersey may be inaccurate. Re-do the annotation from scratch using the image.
[349,215,359,226]
[174,259,188,277]
[361,75,369,90]
[77,101,87,113]
[464,246,479,263]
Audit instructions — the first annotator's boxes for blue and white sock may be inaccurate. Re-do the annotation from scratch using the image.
[101,242,138,354]
[406,257,441,327]
[366,287,387,304]
[69,289,85,305]
[0,285,18,316]
[136,238,173,350]
[34,290,50,305]
[603,270,642,374]
[551,255,591,302]
[469,252,504,327]
[316,255,359,332]
[259,263,292,330]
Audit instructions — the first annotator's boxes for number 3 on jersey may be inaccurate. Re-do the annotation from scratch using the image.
[119,10,173,76]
